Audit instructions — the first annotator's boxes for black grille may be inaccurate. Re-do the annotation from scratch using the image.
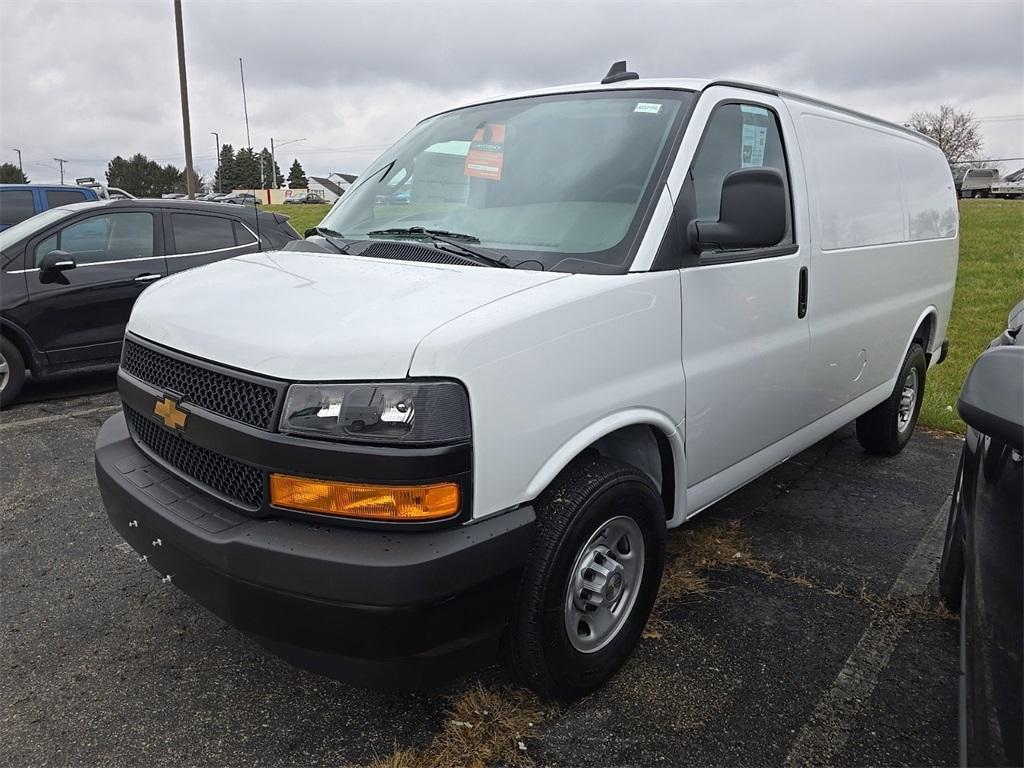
[122,340,278,429]
[125,406,264,509]
[359,240,484,267]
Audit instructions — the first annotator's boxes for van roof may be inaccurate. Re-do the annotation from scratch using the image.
[446,77,937,147]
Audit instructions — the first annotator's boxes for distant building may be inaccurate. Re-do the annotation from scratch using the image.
[307,173,358,203]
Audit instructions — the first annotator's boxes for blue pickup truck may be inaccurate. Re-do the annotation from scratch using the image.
[0,184,101,231]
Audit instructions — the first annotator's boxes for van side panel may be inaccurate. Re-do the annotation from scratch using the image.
[787,98,958,420]
[409,271,685,521]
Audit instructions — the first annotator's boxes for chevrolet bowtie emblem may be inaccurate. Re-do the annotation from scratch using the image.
[154,396,188,430]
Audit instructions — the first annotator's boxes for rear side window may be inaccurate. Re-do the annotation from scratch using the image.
[690,102,793,246]
[45,189,87,207]
[233,220,257,245]
[170,213,236,253]
[0,190,35,227]
[802,115,905,250]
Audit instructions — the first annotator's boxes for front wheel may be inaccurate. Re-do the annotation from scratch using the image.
[856,342,927,455]
[504,455,666,700]
[0,337,26,409]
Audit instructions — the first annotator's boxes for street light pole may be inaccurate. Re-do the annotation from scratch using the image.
[270,137,305,188]
[173,0,196,199]
[211,132,220,192]
[12,148,22,178]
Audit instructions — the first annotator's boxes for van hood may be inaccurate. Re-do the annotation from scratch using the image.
[128,250,566,380]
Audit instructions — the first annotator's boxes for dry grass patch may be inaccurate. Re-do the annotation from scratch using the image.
[369,683,554,768]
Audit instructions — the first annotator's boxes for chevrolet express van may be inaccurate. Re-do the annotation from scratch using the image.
[95,65,958,699]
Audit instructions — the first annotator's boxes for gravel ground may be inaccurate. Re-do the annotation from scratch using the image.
[1,378,962,767]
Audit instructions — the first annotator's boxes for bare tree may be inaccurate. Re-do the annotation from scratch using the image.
[907,105,982,167]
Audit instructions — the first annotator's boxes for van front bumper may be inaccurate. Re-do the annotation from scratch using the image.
[95,412,534,689]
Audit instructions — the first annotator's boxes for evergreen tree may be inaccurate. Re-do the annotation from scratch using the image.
[287,158,308,189]
[0,162,29,183]
[106,153,187,197]
[233,147,260,189]
[213,143,236,192]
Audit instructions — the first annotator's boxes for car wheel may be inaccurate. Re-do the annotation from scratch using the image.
[504,454,666,700]
[856,342,927,455]
[939,449,966,610]
[0,336,26,409]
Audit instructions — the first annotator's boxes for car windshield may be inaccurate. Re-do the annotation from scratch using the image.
[0,207,74,254]
[320,89,693,273]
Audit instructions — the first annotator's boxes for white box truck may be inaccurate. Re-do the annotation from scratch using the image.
[95,63,958,699]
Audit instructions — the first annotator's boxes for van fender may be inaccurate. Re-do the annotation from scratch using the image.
[905,304,939,367]
[524,408,688,528]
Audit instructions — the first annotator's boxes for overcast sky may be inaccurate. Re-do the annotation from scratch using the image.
[2,0,1021,186]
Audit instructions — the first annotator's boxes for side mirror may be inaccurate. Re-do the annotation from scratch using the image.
[958,346,1024,450]
[688,168,787,253]
[39,250,77,272]
[1007,299,1024,334]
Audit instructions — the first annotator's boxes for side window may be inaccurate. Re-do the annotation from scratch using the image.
[45,189,87,208]
[233,220,257,246]
[0,190,36,227]
[170,213,236,254]
[689,102,793,244]
[35,212,154,266]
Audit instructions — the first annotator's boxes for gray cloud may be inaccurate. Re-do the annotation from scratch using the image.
[2,0,1021,185]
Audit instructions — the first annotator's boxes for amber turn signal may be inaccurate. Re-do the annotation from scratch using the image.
[269,474,460,521]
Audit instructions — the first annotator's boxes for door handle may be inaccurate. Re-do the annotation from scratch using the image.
[135,273,162,283]
[797,266,808,319]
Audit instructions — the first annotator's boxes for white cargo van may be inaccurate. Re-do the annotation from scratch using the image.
[95,63,958,699]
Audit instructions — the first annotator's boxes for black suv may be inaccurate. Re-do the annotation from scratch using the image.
[0,199,300,406]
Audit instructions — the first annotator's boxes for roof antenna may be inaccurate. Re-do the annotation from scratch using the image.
[601,60,639,84]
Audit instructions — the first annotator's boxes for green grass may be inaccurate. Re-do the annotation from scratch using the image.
[919,200,1024,432]
[266,200,1022,433]
[264,203,331,236]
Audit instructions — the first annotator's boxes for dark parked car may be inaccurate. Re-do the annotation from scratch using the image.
[284,192,326,204]
[0,199,300,406]
[0,183,101,232]
[939,301,1023,767]
[221,193,260,205]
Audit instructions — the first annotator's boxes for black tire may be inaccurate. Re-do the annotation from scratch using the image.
[504,455,666,700]
[939,450,966,610]
[856,342,927,455]
[0,336,26,409]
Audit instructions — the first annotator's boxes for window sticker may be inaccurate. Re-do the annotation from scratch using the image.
[634,102,663,114]
[463,123,506,181]
[740,105,770,168]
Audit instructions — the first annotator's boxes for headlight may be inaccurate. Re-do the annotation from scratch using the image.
[279,380,470,444]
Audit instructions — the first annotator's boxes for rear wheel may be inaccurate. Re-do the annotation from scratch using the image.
[504,455,666,700]
[0,337,26,409]
[856,343,926,455]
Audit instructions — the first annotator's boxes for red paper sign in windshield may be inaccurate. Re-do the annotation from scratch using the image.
[464,123,506,181]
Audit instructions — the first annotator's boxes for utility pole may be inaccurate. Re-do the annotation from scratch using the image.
[173,0,196,199]
[53,158,67,185]
[12,148,23,178]
[270,137,305,189]
[211,132,220,192]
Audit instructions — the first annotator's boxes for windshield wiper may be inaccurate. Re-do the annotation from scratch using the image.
[311,226,351,254]
[366,227,512,269]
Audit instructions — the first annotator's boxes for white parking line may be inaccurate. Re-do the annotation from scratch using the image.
[783,495,952,767]
[0,404,121,432]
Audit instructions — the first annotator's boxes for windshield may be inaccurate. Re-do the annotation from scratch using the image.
[321,89,692,273]
[0,207,75,255]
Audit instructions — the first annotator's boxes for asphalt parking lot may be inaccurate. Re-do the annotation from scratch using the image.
[2,379,963,767]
